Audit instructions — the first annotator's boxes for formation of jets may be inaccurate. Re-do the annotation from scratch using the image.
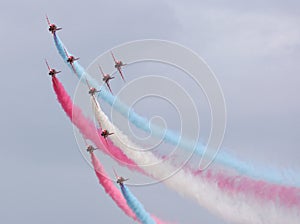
[85,142,128,185]
[46,16,129,185]
[86,144,129,185]
[45,15,126,94]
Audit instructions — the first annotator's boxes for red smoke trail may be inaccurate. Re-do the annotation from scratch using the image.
[195,169,300,209]
[52,76,140,170]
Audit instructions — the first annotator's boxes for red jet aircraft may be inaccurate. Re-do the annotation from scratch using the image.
[99,65,114,94]
[101,129,114,139]
[111,51,126,82]
[45,59,61,76]
[113,169,129,186]
[86,145,97,153]
[46,15,62,34]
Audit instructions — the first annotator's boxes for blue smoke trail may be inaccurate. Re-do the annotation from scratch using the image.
[120,185,156,224]
[53,34,299,186]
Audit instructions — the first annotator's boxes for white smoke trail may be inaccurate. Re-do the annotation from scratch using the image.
[91,97,299,224]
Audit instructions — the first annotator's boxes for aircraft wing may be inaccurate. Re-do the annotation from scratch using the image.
[45,59,50,70]
[118,68,125,82]
[63,48,69,59]
[46,15,51,25]
[70,64,78,76]
[106,82,113,94]
[111,51,117,63]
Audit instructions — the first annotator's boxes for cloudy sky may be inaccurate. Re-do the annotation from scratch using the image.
[0,0,299,223]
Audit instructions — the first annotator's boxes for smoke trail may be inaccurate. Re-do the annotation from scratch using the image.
[52,76,167,223]
[120,184,156,224]
[91,152,167,224]
[53,33,68,62]
[92,97,300,224]
[194,169,300,209]
[52,34,299,186]
[50,71,300,223]
[52,76,141,171]
[90,152,137,221]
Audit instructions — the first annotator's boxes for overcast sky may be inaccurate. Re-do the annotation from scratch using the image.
[0,1,299,223]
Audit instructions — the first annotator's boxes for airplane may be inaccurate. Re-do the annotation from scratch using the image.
[84,79,100,96]
[113,169,129,186]
[63,48,79,73]
[45,59,61,76]
[111,51,126,81]
[46,15,62,34]
[99,65,115,94]
[88,87,100,96]
[101,129,114,139]
[86,145,97,153]
[64,48,79,65]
